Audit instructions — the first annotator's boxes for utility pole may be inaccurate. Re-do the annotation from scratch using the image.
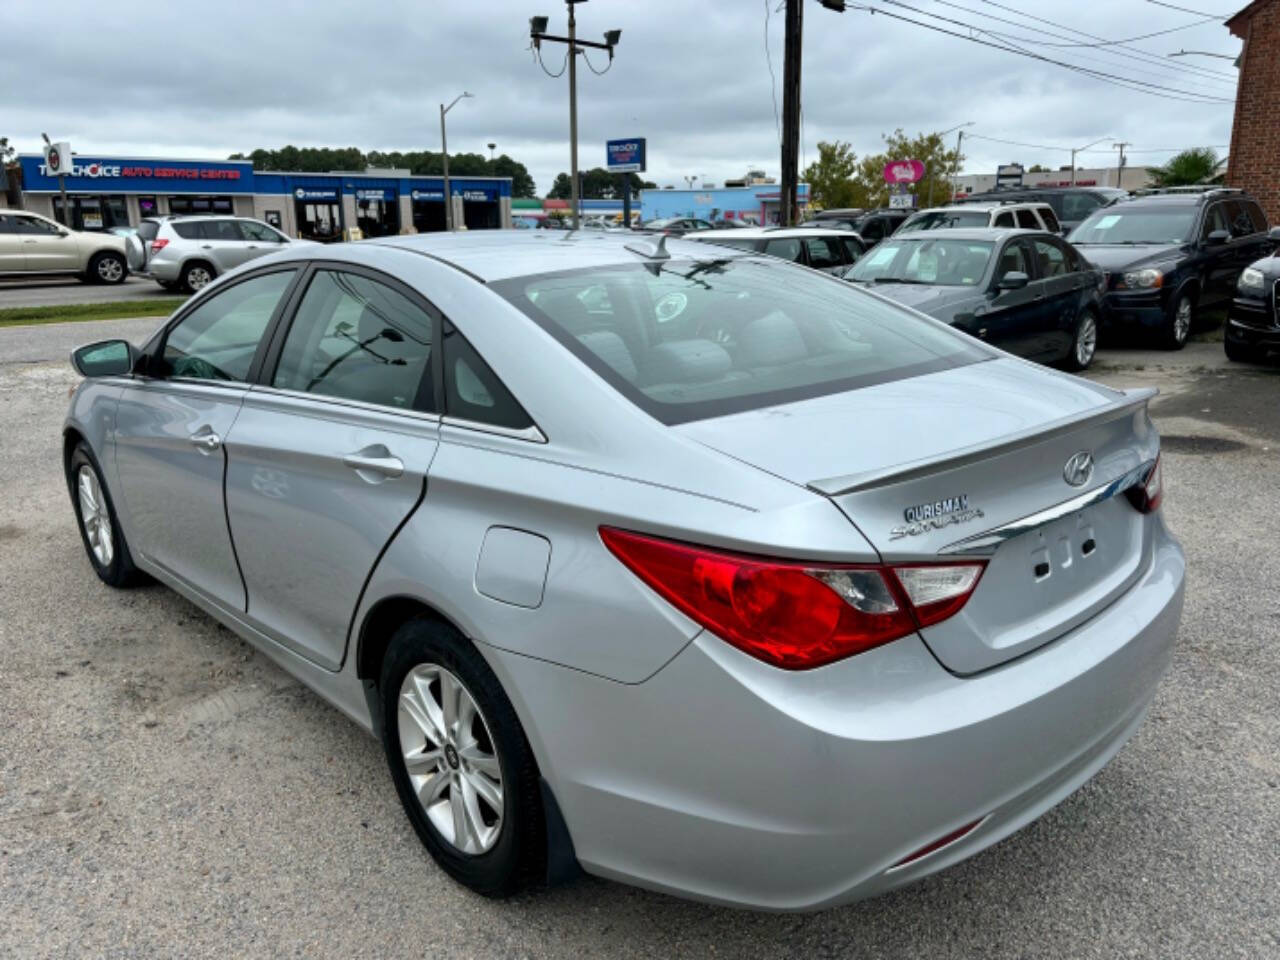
[1070,136,1114,186]
[779,0,803,227]
[1113,141,1130,189]
[530,3,622,231]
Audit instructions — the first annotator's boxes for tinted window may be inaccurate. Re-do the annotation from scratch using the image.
[763,238,803,262]
[1040,208,1062,233]
[442,325,533,429]
[162,270,295,381]
[171,221,202,240]
[1224,200,1256,238]
[859,218,886,241]
[1061,193,1104,222]
[1245,200,1268,233]
[997,241,1031,279]
[1016,209,1040,229]
[850,238,993,286]
[496,260,988,425]
[803,237,845,269]
[13,215,61,235]
[0,214,17,234]
[238,221,286,243]
[272,270,434,410]
[201,219,242,241]
[1060,241,1083,272]
[993,211,1015,228]
[899,210,990,232]
[841,237,865,263]
[1032,238,1068,277]
[1070,206,1197,244]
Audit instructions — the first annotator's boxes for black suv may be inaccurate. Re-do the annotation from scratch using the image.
[957,186,1128,233]
[803,207,910,245]
[1067,188,1274,349]
[1224,245,1280,363]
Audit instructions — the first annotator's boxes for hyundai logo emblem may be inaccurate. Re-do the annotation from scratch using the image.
[1063,451,1094,487]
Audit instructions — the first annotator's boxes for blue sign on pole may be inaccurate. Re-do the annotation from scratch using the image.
[606,138,646,173]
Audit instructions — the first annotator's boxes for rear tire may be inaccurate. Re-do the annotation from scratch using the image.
[1062,308,1099,371]
[180,261,215,293]
[67,443,146,588]
[88,251,127,285]
[379,617,545,897]
[1160,289,1194,350]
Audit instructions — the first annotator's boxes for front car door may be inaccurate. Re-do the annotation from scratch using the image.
[112,267,300,609]
[1197,202,1235,307]
[0,213,26,273]
[977,238,1042,356]
[198,218,254,273]
[236,219,290,266]
[14,213,81,271]
[223,265,440,669]
[1223,199,1271,292]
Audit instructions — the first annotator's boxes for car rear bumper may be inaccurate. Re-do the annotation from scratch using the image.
[488,520,1185,911]
[135,258,182,282]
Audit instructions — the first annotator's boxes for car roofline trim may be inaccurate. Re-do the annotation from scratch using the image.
[365,240,487,284]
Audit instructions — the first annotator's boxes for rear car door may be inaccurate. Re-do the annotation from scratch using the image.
[978,238,1042,357]
[14,213,80,271]
[1224,199,1270,293]
[223,265,440,669]
[1031,236,1082,358]
[112,267,299,610]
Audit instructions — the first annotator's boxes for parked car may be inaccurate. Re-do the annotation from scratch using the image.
[844,227,1104,370]
[126,215,309,293]
[0,209,128,284]
[692,225,866,274]
[804,207,910,244]
[957,186,1128,233]
[1067,187,1273,349]
[1224,244,1280,363]
[64,231,1182,910]
[899,202,1062,235]
[639,217,715,235]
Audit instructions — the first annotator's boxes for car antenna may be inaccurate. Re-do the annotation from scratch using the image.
[624,233,670,261]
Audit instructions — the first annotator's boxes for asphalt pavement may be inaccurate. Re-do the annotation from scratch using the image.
[1,319,1277,958]
[0,276,183,308]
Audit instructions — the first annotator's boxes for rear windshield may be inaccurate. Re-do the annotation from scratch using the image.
[136,220,160,242]
[899,210,991,232]
[847,238,994,286]
[492,258,988,424]
[1068,206,1197,245]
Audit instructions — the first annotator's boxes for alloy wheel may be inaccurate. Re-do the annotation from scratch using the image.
[1076,313,1098,367]
[397,663,504,855]
[1173,296,1193,344]
[97,257,124,283]
[77,465,114,567]
[187,266,212,291]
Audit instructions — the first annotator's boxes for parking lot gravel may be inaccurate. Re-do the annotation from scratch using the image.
[1,318,1277,958]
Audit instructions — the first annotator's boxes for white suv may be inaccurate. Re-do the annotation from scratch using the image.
[899,202,1062,235]
[0,210,129,284]
[127,216,308,292]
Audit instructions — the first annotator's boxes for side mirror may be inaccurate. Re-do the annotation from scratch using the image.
[1268,226,1280,244]
[71,339,138,378]
[998,270,1030,290]
[1206,229,1230,246]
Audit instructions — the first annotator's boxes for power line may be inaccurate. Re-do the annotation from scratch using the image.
[868,2,1234,102]
[1146,0,1229,16]
[1015,15,1219,48]
[764,0,782,147]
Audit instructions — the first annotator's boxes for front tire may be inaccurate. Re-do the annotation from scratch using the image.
[1224,336,1265,364]
[180,261,215,293]
[1160,289,1194,350]
[67,443,146,588]
[379,618,545,897]
[88,251,127,285]
[1063,308,1099,371]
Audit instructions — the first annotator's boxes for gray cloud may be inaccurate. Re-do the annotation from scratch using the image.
[1,0,1239,193]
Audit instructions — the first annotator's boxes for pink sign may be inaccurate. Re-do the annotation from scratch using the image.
[883,159,925,184]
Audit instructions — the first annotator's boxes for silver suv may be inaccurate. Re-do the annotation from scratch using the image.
[127,216,307,292]
[899,202,1062,235]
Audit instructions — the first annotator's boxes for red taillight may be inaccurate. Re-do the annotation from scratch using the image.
[150,238,169,254]
[599,527,985,670]
[1125,455,1163,514]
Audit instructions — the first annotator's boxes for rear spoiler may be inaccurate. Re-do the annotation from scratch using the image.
[807,387,1157,497]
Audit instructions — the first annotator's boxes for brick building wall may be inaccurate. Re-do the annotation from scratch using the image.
[1227,0,1280,224]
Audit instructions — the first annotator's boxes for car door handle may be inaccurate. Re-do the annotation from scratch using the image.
[201,244,213,250]
[343,448,404,479]
[189,427,222,453]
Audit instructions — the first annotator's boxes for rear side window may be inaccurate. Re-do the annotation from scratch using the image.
[171,221,202,240]
[1040,208,1062,233]
[1016,209,1040,229]
[200,219,242,241]
[1224,200,1256,238]
[1061,192,1103,222]
[993,211,1015,228]
[1245,200,1268,233]
[162,270,295,381]
[699,237,757,252]
[494,259,989,425]
[859,218,886,242]
[841,237,865,263]
[763,238,803,262]
[442,325,533,429]
[0,214,16,234]
[802,237,844,269]
[272,270,435,411]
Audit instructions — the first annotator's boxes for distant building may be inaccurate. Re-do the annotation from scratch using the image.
[952,166,1153,196]
[1227,0,1280,222]
[640,183,809,224]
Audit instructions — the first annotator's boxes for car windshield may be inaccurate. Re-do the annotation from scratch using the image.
[846,238,994,286]
[1069,207,1196,245]
[492,258,989,424]
[898,210,991,232]
[643,218,677,229]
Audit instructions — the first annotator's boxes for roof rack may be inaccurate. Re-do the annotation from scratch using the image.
[1132,186,1242,197]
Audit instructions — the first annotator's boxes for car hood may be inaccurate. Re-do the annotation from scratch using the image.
[851,281,977,318]
[1071,242,1185,272]
[675,356,1120,490]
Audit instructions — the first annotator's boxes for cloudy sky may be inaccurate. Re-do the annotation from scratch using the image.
[1,0,1241,193]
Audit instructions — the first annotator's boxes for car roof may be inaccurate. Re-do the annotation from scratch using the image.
[370,229,754,283]
[693,226,857,239]
[911,202,1049,214]
[879,227,1052,241]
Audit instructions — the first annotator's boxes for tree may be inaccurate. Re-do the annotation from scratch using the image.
[546,168,649,199]
[0,137,15,166]
[1028,164,1049,173]
[851,128,964,209]
[801,141,861,210]
[1150,148,1221,187]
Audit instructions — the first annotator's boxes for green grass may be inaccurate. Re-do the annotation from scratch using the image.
[0,299,187,328]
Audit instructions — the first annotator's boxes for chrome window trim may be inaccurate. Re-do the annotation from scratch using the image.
[441,415,548,444]
[244,384,443,425]
[938,460,1155,556]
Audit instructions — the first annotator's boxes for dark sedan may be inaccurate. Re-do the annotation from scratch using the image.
[1225,250,1280,363]
[843,228,1104,370]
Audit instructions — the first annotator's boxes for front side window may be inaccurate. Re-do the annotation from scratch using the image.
[1224,200,1256,238]
[848,238,993,287]
[1032,238,1068,277]
[1040,208,1062,233]
[1245,201,1268,233]
[200,219,242,242]
[1061,193,1103,222]
[272,270,435,411]
[840,237,865,263]
[1200,204,1229,240]
[494,258,989,425]
[238,221,286,243]
[1069,206,1197,245]
[13,215,61,236]
[1015,209,1040,229]
[993,211,1015,228]
[763,238,803,263]
[859,218,886,241]
[996,241,1031,280]
[162,270,296,381]
[803,237,844,269]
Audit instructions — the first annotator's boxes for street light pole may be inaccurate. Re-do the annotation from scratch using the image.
[932,121,973,206]
[1070,136,1114,186]
[440,92,473,231]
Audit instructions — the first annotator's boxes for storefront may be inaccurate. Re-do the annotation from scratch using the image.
[639,183,810,225]
[16,154,514,238]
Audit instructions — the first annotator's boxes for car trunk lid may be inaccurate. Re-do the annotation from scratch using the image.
[676,358,1159,673]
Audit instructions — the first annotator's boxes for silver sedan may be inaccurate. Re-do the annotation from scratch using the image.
[62,230,1184,910]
